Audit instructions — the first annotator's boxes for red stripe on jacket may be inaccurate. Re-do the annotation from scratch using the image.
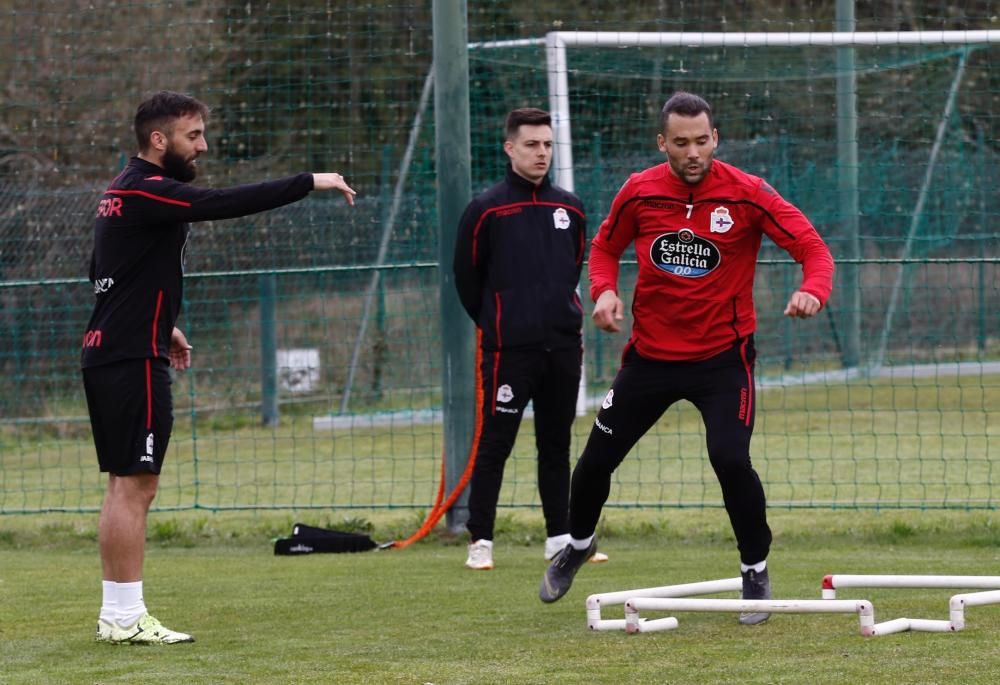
[106,189,193,207]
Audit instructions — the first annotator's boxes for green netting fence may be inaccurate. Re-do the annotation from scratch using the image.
[1,1,997,515]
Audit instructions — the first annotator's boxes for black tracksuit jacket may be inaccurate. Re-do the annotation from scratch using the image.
[452,164,587,351]
[81,157,315,368]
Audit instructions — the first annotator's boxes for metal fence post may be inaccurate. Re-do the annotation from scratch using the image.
[434,0,474,531]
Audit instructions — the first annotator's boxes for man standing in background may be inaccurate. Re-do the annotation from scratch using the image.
[453,108,606,570]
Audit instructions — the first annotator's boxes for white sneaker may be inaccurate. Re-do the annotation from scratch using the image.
[589,551,610,564]
[465,539,494,570]
[545,535,609,563]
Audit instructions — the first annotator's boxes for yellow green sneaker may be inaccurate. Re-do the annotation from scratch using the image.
[95,619,116,642]
[108,613,195,644]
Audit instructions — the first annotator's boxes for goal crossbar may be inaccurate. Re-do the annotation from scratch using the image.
[548,30,1000,49]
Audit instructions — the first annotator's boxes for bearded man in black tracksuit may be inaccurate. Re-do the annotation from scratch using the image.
[82,91,355,645]
[453,108,605,570]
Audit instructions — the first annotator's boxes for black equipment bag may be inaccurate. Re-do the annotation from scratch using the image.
[273,522,378,555]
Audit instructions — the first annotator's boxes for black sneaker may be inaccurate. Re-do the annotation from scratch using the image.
[539,538,597,603]
[739,567,771,625]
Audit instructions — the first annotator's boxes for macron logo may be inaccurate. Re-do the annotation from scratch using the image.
[595,417,613,435]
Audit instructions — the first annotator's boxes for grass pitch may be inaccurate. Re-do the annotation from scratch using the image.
[1,510,999,684]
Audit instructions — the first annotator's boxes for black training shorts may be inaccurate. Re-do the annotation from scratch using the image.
[82,358,173,475]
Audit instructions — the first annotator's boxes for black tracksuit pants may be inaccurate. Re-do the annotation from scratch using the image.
[569,336,772,565]
[466,346,582,542]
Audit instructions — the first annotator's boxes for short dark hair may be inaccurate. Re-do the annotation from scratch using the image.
[660,92,714,131]
[505,107,551,140]
[134,91,210,151]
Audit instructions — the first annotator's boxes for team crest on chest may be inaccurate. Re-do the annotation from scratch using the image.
[552,207,571,230]
[710,206,734,233]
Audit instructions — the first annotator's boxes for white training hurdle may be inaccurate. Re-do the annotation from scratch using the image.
[821,575,1000,636]
[585,577,742,632]
[624,598,876,635]
[821,574,1000,598]
[583,573,1000,638]
[585,577,875,636]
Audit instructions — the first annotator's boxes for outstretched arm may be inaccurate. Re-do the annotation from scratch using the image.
[112,171,357,224]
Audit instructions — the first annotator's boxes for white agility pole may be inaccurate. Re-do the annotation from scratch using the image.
[821,575,1000,599]
[585,577,742,632]
[822,575,1000,636]
[624,598,875,636]
[867,618,954,636]
[949,589,1000,631]
[867,590,1000,636]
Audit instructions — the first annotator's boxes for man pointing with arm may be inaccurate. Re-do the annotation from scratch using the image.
[83,91,355,645]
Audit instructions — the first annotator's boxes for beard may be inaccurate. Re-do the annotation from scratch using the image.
[162,147,198,182]
[671,157,712,185]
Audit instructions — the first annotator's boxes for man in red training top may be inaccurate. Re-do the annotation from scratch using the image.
[540,92,834,625]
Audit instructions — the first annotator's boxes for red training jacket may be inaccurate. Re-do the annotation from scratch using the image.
[589,159,834,361]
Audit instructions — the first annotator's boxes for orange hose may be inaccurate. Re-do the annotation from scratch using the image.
[392,338,484,548]
[391,452,447,548]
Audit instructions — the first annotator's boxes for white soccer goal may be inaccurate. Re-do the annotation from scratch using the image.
[469,29,1000,412]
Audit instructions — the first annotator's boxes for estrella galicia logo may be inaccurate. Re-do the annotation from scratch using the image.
[649,229,721,278]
